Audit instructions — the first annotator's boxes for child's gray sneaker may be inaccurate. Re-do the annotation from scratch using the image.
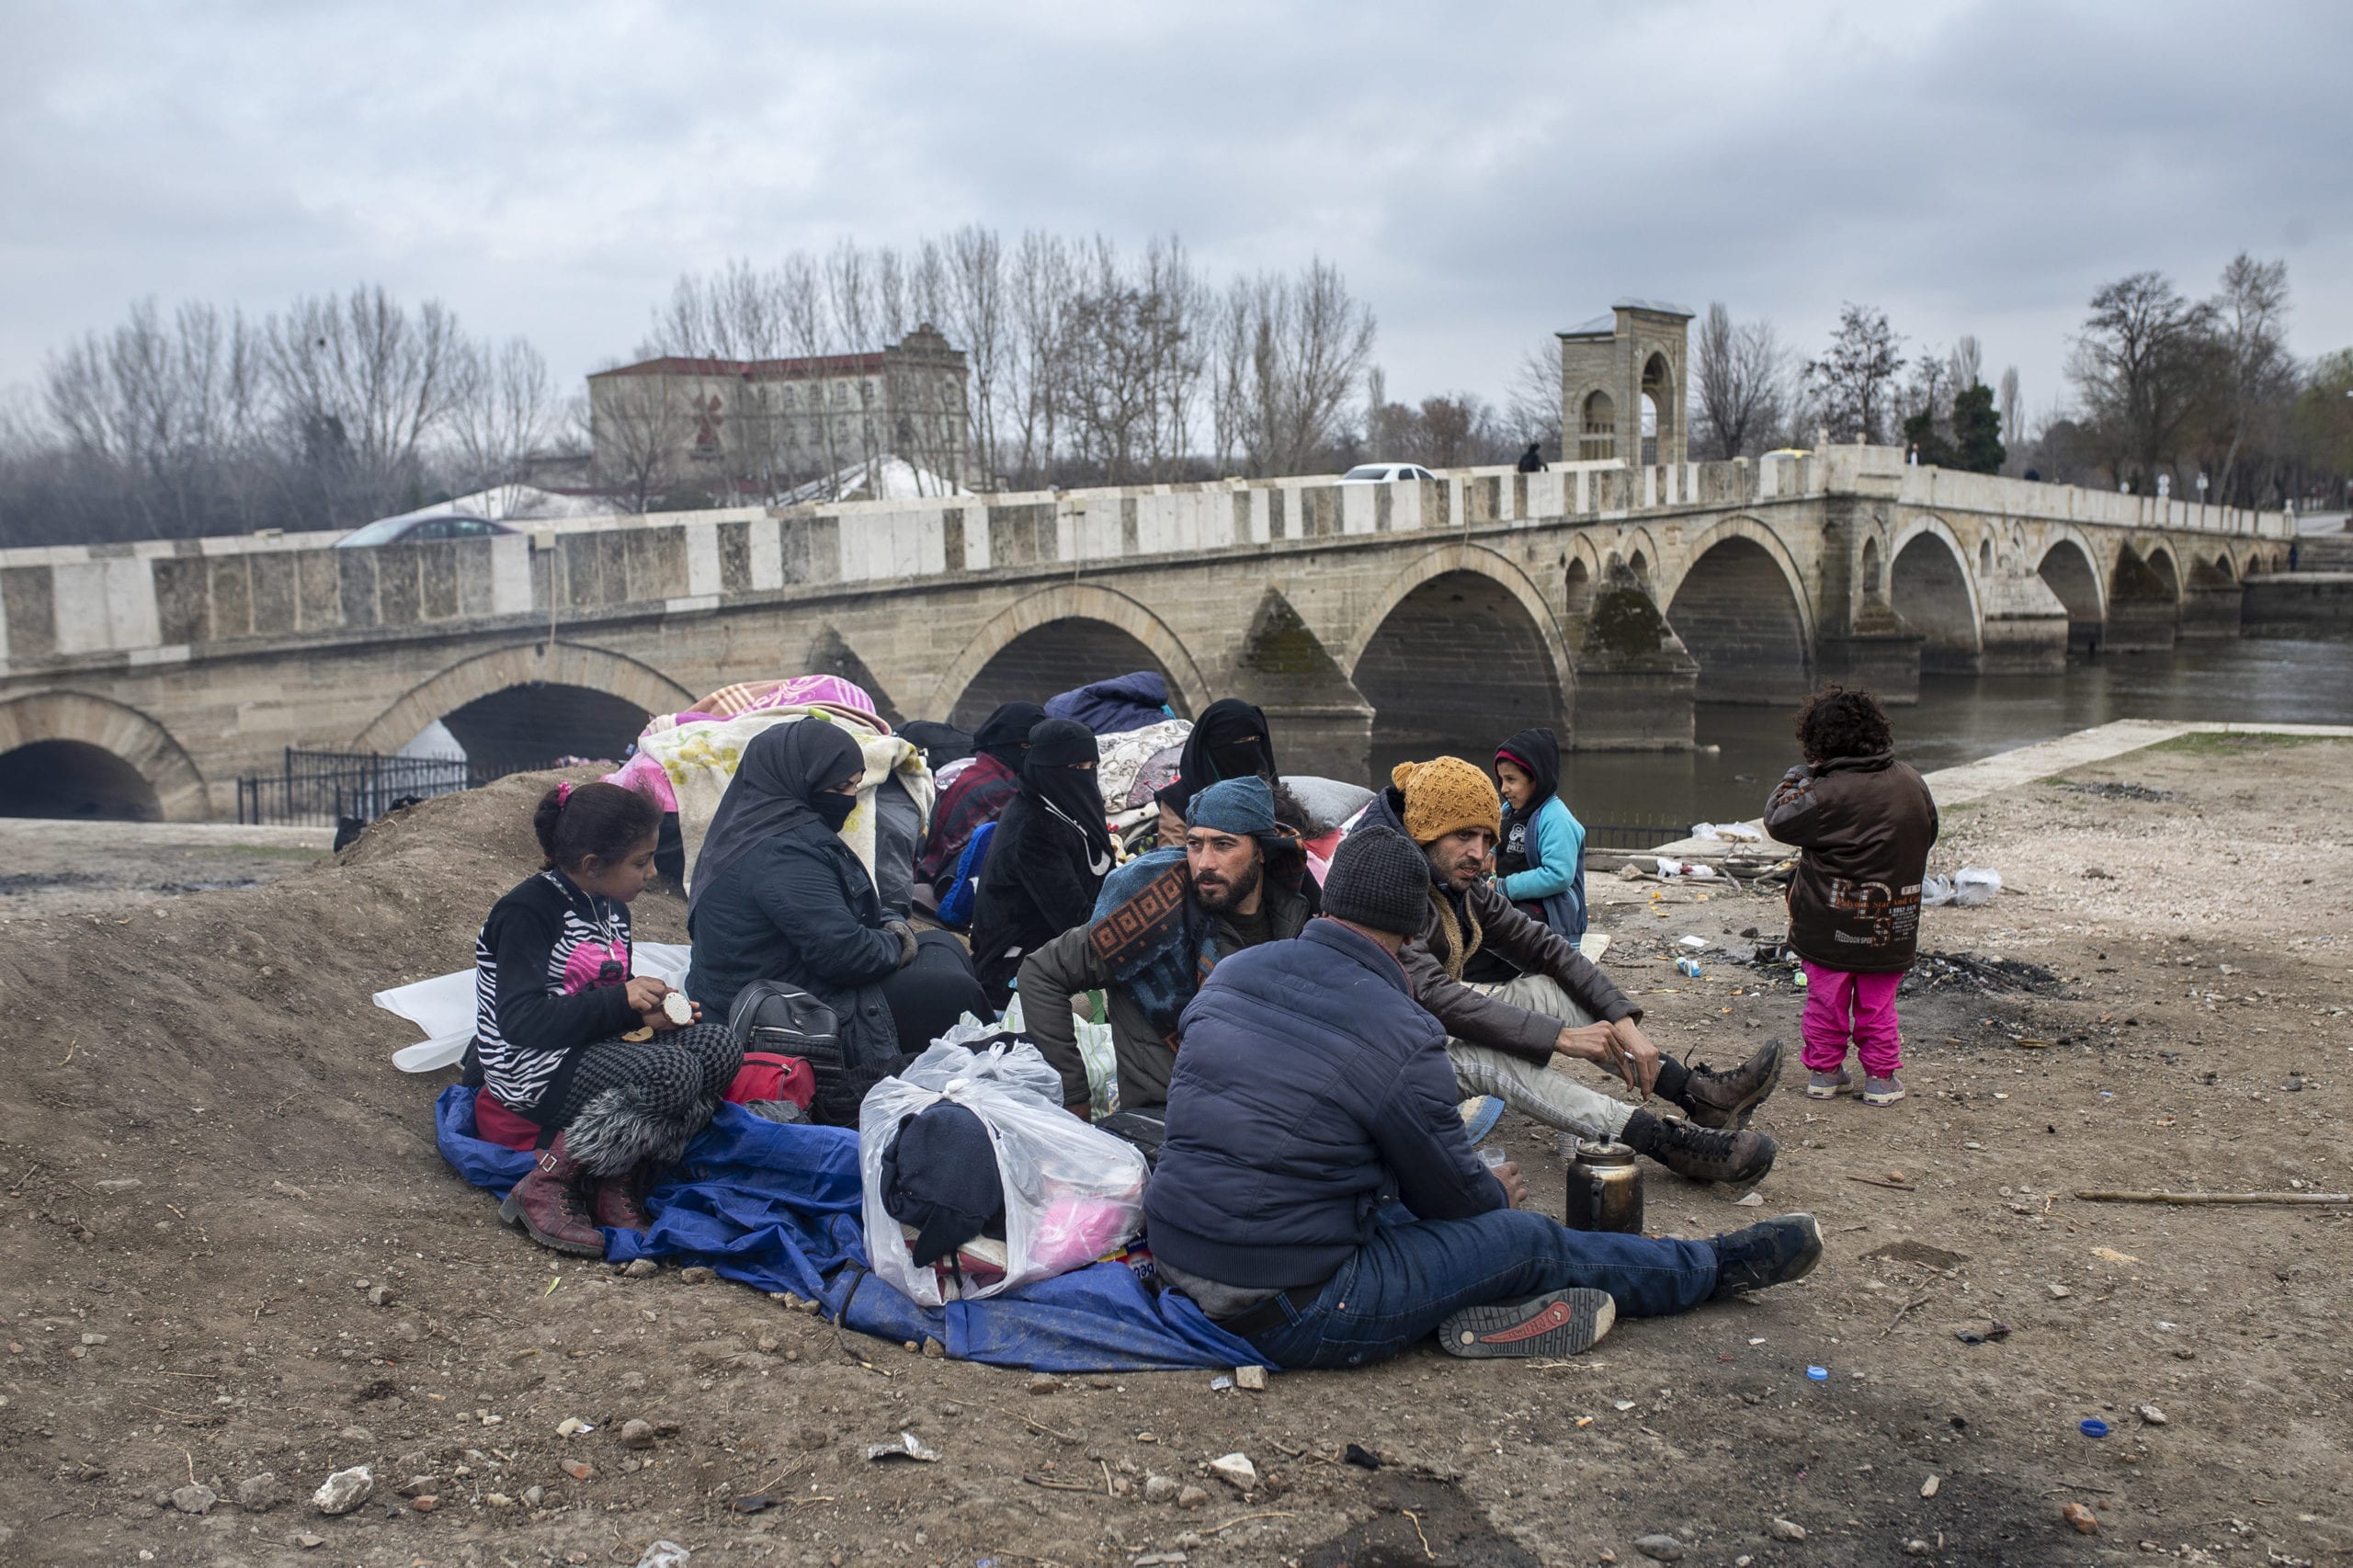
[1805,1068,1852,1099]
[1862,1074,1905,1106]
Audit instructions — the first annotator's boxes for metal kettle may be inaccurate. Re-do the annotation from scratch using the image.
[1563,1139,1645,1233]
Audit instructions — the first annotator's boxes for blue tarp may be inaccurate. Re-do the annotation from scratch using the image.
[435,1086,1266,1373]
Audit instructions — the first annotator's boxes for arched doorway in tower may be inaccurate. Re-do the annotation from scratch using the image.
[1579,391,1617,463]
[1640,354,1674,466]
[949,618,1182,733]
[1663,538,1810,704]
[0,739,163,821]
[1353,570,1566,778]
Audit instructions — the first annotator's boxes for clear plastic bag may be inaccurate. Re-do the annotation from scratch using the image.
[1952,867,2003,907]
[859,1038,1147,1305]
[998,995,1120,1119]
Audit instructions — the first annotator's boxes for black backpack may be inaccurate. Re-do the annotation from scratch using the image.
[722,981,869,1128]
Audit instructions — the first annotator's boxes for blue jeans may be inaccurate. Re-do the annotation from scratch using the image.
[1245,1208,1721,1369]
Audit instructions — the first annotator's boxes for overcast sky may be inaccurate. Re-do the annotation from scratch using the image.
[4,0,2347,431]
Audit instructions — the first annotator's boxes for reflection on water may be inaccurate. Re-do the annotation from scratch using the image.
[1371,638,2353,834]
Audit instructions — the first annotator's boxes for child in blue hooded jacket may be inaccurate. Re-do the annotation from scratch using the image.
[1493,727,1586,941]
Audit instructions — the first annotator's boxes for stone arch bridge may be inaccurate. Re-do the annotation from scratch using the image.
[0,444,2290,819]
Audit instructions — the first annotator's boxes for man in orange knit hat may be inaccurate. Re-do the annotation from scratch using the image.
[1345,756,1781,1186]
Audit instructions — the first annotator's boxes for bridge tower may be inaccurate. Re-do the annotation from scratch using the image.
[1557,300,1694,467]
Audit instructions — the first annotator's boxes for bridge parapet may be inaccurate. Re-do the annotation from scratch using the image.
[0,449,2290,677]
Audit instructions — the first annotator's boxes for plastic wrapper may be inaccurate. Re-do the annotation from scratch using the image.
[999,995,1120,1119]
[1952,867,2002,907]
[859,1037,1146,1305]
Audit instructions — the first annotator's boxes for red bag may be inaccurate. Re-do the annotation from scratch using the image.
[472,1089,543,1153]
[726,1051,815,1111]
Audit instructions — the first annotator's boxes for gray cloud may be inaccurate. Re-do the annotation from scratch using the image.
[3,0,2346,428]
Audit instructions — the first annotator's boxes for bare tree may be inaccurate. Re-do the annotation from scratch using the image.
[265,285,467,524]
[1998,366,2022,457]
[1691,302,1790,460]
[1805,304,1904,445]
[1221,260,1376,476]
[2208,253,2290,504]
[43,298,271,536]
[2067,270,2215,490]
[1947,335,1984,392]
[940,226,1006,487]
[587,370,690,513]
[449,337,555,508]
[1501,341,1563,458]
[1005,231,1074,488]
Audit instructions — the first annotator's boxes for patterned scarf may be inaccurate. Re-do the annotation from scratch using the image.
[1085,848,1214,1049]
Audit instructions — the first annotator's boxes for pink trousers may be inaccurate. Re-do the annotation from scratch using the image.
[1801,961,1904,1077]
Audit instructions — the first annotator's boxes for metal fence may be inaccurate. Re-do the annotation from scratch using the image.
[1581,818,1693,851]
[235,749,487,828]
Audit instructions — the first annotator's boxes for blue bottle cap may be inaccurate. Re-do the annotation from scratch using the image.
[2079,1418,2109,1437]
[1805,1365,1828,1381]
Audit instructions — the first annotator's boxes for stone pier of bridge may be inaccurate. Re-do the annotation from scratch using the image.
[0,444,2294,820]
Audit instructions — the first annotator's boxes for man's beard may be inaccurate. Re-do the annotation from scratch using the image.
[1194,858,1264,915]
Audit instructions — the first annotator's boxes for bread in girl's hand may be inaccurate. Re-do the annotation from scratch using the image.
[661,991,694,1027]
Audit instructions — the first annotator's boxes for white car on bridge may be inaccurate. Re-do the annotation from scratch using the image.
[1338,462,1438,483]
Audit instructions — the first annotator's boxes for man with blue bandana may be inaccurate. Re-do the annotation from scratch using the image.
[1020,777,1311,1120]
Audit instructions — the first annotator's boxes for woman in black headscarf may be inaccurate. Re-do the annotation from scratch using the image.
[1157,698,1278,819]
[686,721,989,1074]
[969,719,1117,1007]
[915,700,1043,902]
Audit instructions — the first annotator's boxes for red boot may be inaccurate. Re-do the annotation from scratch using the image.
[593,1164,655,1233]
[498,1131,606,1256]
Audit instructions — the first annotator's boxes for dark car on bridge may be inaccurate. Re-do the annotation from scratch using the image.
[335,514,516,548]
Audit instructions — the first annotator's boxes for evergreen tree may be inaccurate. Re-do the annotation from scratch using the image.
[1950,383,2006,473]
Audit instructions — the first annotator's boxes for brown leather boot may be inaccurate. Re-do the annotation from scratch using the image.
[593,1164,655,1233]
[498,1131,606,1256]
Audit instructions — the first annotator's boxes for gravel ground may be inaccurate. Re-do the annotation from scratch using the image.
[0,737,2347,1568]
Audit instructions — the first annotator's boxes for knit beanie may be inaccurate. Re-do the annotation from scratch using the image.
[1389,756,1502,846]
[1323,825,1432,937]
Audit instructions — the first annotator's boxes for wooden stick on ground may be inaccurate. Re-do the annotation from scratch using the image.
[2075,1189,2352,1206]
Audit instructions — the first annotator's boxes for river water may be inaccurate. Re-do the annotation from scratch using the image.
[1372,637,2353,838]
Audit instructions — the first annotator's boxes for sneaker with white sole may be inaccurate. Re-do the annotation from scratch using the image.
[1862,1074,1905,1106]
[1805,1068,1853,1099]
[1437,1288,1616,1358]
[1459,1096,1505,1144]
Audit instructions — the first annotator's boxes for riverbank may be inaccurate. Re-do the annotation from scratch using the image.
[0,817,331,919]
[0,732,2347,1566]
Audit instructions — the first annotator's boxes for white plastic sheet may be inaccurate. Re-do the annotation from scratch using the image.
[379,941,693,1074]
[859,1037,1146,1306]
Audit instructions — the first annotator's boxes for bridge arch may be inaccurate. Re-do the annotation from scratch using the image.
[938,582,1210,733]
[1658,518,1814,705]
[1346,543,1572,764]
[0,690,208,821]
[1887,515,1984,671]
[352,642,696,771]
[2035,532,2107,651]
[804,626,904,724]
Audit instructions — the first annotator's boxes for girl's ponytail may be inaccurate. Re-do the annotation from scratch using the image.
[534,780,657,871]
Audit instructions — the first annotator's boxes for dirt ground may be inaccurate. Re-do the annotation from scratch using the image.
[0,819,329,921]
[1,736,2347,1568]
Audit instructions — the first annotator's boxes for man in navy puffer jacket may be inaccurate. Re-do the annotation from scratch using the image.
[1144,825,1823,1368]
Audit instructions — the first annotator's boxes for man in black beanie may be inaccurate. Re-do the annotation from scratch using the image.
[1144,826,1823,1368]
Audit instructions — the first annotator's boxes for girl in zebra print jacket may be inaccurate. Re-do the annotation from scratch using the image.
[469,780,741,1257]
